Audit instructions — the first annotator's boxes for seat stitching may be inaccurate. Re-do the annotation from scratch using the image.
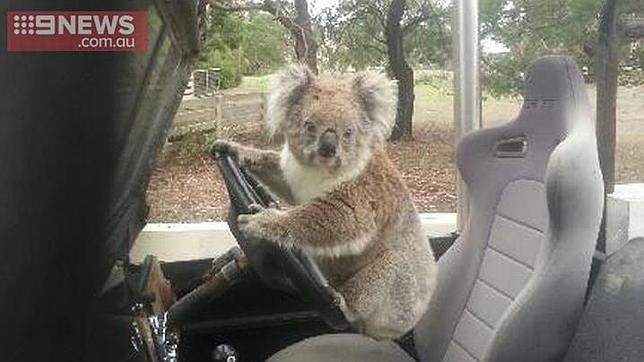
[443,178,544,361]
[487,244,535,271]
[464,307,495,331]
[450,339,480,361]
[496,212,543,233]
[496,212,544,233]
[478,278,515,301]
[473,280,513,303]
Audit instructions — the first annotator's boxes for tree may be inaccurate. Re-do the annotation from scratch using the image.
[239,14,291,75]
[320,2,390,70]
[197,11,289,87]
[480,0,643,96]
[210,0,319,73]
[322,0,450,141]
[197,11,245,88]
[321,1,449,71]
[386,0,415,141]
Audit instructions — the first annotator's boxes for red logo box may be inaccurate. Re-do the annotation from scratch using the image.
[7,11,147,52]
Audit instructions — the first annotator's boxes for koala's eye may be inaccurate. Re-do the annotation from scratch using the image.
[343,128,354,138]
[304,122,317,133]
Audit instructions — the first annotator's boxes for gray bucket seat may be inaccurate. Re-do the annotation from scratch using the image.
[268,55,604,362]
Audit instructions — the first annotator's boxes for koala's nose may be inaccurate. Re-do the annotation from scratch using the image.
[318,130,338,158]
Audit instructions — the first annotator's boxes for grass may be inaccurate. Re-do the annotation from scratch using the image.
[414,83,452,103]
[150,79,644,222]
[235,74,453,102]
[236,75,271,93]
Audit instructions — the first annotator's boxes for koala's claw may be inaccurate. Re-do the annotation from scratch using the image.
[237,213,251,225]
[329,288,358,323]
[237,208,280,241]
[236,208,286,245]
[210,140,238,159]
[248,203,264,214]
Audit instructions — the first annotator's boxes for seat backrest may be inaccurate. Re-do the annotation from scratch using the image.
[414,56,604,362]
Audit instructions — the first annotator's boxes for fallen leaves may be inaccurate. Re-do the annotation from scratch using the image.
[146,122,458,222]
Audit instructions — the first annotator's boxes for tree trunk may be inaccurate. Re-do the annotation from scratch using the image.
[385,0,414,141]
[595,0,620,253]
[596,0,619,194]
[292,0,319,73]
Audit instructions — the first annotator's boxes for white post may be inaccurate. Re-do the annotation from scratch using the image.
[453,0,481,232]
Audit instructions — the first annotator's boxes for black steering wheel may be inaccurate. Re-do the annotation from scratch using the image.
[211,149,349,330]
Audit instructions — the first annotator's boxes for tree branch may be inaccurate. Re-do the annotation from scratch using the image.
[402,0,449,56]
[210,1,303,40]
[208,0,288,27]
[402,0,430,33]
[364,42,387,56]
[362,1,387,28]
[208,0,318,72]
[294,0,311,26]
[208,0,264,12]
[402,13,429,34]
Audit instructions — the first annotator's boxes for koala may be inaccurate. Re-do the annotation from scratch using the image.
[212,64,437,339]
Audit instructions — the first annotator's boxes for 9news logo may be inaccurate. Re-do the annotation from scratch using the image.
[7,11,147,52]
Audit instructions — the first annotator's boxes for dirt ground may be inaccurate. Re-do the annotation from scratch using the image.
[146,85,643,223]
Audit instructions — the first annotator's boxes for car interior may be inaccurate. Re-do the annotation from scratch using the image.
[1,0,643,362]
[225,55,606,362]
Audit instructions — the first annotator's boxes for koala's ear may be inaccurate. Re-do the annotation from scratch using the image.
[353,72,398,141]
[266,63,315,137]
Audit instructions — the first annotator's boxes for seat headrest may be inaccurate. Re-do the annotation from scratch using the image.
[456,55,594,185]
[523,56,586,102]
[518,56,591,132]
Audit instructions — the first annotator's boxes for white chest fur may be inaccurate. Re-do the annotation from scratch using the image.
[279,145,369,204]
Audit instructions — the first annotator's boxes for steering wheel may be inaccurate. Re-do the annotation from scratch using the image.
[211,148,349,330]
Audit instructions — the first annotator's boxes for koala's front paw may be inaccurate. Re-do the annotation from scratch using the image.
[210,139,240,160]
[329,288,359,323]
[237,207,283,241]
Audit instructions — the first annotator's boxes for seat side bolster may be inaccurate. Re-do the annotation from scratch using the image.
[483,133,604,362]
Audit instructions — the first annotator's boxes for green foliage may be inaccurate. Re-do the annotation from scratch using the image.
[320,0,451,71]
[198,11,289,89]
[239,14,290,75]
[198,11,243,88]
[415,70,453,96]
[481,54,524,98]
[319,1,389,70]
[165,128,220,165]
[213,50,244,89]
[404,12,452,68]
[199,0,643,94]
[480,0,600,96]
[480,0,644,96]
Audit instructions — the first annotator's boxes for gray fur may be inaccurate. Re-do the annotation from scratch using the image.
[212,65,436,339]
